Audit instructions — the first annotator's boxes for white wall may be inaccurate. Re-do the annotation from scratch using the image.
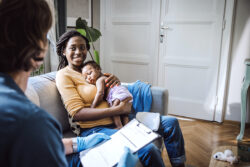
[66,0,91,27]
[92,0,100,53]
[67,0,89,19]
[225,0,250,122]
[66,0,101,60]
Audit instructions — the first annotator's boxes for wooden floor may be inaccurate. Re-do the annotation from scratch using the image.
[161,116,250,167]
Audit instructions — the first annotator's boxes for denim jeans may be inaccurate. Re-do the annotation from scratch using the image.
[66,116,186,167]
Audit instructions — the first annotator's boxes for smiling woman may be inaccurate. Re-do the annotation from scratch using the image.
[55,30,134,166]
[63,36,88,72]
[57,30,90,71]
[55,29,186,167]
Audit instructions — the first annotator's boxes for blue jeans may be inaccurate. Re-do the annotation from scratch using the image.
[66,116,186,167]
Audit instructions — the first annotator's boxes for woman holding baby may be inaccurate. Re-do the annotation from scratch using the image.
[56,30,186,167]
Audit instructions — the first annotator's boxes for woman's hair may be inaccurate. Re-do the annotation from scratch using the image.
[56,30,90,70]
[0,0,52,72]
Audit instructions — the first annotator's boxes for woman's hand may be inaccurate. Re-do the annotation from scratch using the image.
[115,98,132,115]
[103,73,120,88]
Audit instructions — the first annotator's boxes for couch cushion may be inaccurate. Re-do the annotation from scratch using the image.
[25,82,40,106]
[27,72,70,132]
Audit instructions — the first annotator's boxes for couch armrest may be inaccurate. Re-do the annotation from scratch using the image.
[121,83,168,115]
[151,87,168,115]
[26,73,71,132]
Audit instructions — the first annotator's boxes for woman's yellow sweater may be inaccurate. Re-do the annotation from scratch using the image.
[56,66,113,128]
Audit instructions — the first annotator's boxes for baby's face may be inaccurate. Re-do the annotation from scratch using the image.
[82,65,100,84]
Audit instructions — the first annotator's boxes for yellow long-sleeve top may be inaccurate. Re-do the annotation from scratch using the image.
[56,66,113,128]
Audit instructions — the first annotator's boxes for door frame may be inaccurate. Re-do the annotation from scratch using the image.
[100,0,236,122]
[214,0,236,122]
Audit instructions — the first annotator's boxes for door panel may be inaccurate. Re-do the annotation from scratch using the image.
[101,0,160,84]
[159,0,225,120]
[112,62,149,83]
[111,0,152,18]
[112,25,151,55]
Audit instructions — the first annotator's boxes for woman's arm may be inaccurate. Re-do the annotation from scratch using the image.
[73,98,132,121]
[56,70,131,122]
[74,73,131,121]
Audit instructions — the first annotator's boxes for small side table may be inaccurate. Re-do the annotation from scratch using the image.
[237,60,250,141]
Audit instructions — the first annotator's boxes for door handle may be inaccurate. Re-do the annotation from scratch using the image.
[161,26,169,30]
[160,26,169,43]
[160,34,164,43]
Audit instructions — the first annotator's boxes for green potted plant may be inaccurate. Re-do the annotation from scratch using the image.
[76,17,101,65]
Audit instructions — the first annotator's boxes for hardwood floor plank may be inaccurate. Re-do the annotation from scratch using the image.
[161,116,250,167]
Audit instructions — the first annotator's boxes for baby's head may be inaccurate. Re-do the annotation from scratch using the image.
[82,61,102,84]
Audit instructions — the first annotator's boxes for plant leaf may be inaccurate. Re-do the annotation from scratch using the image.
[76,17,87,29]
[75,17,101,42]
[94,50,100,65]
[76,29,86,37]
[85,27,102,42]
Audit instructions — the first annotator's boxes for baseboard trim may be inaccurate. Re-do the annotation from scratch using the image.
[223,120,250,128]
[169,114,250,128]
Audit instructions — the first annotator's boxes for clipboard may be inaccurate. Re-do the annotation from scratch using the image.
[79,119,161,167]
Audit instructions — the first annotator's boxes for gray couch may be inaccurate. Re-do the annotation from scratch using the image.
[25,71,169,138]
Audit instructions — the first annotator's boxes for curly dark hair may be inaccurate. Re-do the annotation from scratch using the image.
[82,60,102,71]
[56,30,90,70]
[0,0,52,72]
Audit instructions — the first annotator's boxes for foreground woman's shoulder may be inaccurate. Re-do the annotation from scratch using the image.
[56,67,68,76]
[56,67,72,79]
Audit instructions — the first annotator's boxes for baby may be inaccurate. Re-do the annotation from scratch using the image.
[82,61,133,129]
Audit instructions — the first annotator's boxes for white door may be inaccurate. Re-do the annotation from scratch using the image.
[100,0,161,84]
[158,0,225,120]
[101,0,226,120]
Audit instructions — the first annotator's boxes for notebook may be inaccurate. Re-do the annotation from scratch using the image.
[80,119,160,167]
